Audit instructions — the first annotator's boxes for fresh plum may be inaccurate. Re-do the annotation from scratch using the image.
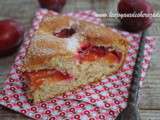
[38,0,66,12]
[118,0,154,32]
[0,19,24,57]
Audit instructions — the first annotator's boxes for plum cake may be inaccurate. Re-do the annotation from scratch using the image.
[21,14,128,103]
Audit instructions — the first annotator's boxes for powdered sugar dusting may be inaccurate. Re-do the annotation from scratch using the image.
[65,34,81,52]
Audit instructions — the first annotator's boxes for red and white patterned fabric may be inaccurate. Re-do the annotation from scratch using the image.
[0,9,155,120]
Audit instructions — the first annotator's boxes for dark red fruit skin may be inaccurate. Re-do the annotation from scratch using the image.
[0,19,24,57]
[38,0,66,12]
[54,28,76,38]
[118,0,154,32]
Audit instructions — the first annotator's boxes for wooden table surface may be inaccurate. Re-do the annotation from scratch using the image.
[0,0,160,120]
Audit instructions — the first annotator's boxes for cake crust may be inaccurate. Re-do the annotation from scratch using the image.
[21,14,128,103]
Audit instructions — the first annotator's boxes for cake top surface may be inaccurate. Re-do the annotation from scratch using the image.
[21,14,128,72]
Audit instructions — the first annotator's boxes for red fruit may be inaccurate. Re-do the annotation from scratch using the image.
[54,28,76,38]
[77,45,105,61]
[105,52,120,64]
[118,0,154,32]
[24,69,73,81]
[24,69,73,90]
[38,0,66,12]
[0,19,24,57]
[77,44,121,63]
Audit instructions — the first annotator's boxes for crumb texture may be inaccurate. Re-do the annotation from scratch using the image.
[21,15,128,103]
